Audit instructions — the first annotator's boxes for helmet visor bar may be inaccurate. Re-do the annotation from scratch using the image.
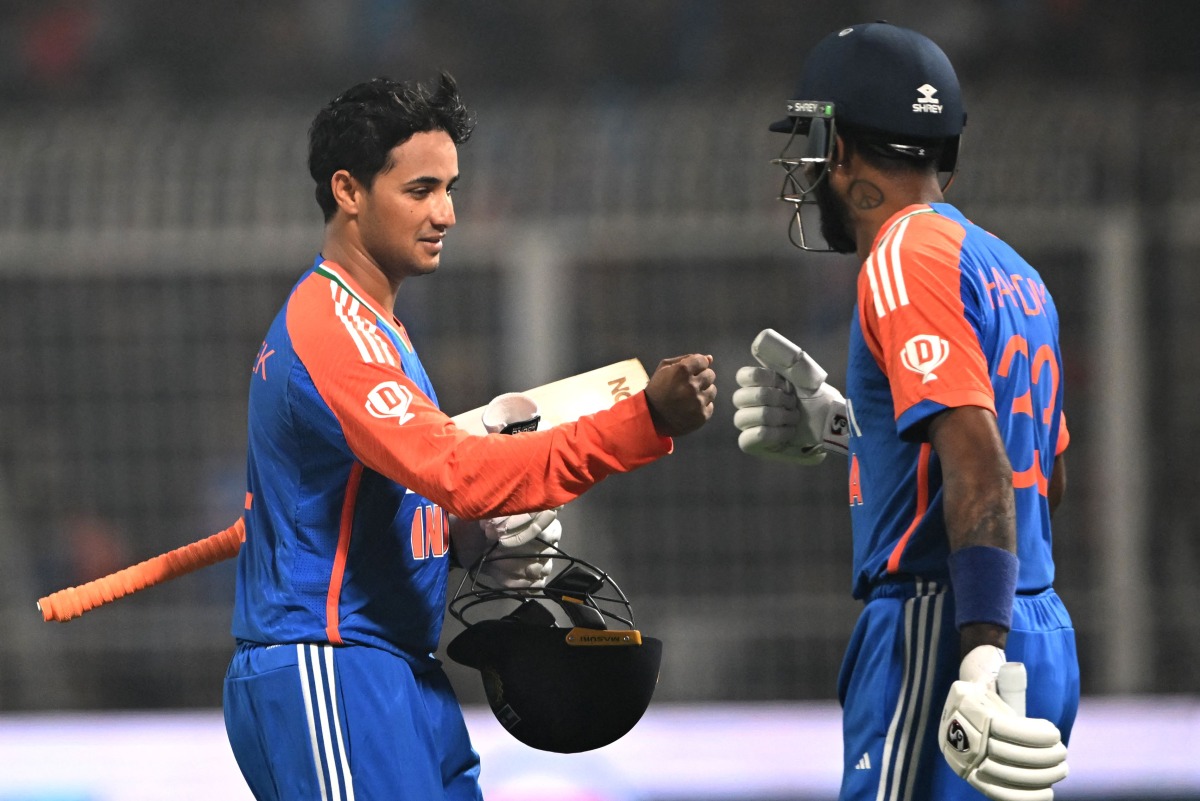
[771,101,837,203]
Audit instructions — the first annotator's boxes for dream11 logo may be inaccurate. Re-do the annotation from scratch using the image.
[900,334,950,383]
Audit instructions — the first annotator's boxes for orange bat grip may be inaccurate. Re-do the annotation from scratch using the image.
[37,518,246,622]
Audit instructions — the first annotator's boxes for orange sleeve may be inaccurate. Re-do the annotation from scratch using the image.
[287,274,671,520]
[858,209,995,432]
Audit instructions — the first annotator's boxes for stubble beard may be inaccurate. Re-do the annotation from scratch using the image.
[813,178,858,255]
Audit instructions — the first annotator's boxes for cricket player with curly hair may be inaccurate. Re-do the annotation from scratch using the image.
[733,22,1076,801]
[222,73,717,800]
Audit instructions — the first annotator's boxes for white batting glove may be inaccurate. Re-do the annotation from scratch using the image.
[481,391,541,434]
[732,329,849,464]
[481,508,559,548]
[477,518,562,590]
[940,645,1069,801]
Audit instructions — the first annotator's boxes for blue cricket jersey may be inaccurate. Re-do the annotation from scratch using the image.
[845,204,1068,599]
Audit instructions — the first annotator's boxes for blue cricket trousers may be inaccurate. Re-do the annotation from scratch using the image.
[224,642,483,800]
[837,580,1079,801]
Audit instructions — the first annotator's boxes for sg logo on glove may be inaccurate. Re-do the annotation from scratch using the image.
[945,719,969,753]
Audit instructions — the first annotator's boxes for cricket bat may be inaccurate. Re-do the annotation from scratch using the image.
[449,358,649,435]
[37,358,650,622]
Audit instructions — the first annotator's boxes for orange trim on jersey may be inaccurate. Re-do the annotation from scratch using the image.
[1056,412,1070,456]
[1013,449,1050,496]
[325,462,364,644]
[887,443,932,574]
[244,492,253,510]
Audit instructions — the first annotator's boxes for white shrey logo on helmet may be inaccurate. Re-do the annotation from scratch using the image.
[901,335,950,383]
[913,84,944,114]
[366,380,416,424]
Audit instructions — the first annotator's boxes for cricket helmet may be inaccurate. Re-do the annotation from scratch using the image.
[770,22,967,250]
[447,545,663,753]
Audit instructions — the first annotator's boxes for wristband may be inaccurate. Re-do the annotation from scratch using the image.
[947,545,1018,630]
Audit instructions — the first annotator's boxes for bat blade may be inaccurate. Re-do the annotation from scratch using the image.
[451,358,649,435]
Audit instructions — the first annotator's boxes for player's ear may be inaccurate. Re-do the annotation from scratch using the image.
[330,169,364,217]
[832,135,849,170]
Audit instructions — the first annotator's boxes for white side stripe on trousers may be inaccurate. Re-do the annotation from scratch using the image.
[298,643,356,801]
[875,580,945,801]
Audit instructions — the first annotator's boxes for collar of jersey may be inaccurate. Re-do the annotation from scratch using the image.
[870,204,936,253]
[314,258,414,354]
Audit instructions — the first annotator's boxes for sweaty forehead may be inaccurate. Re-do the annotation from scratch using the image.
[382,130,459,181]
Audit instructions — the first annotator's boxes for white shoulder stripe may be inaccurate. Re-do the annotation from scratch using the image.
[865,253,888,318]
[331,282,373,362]
[329,283,398,366]
[867,209,930,318]
[876,227,900,313]
[890,216,913,308]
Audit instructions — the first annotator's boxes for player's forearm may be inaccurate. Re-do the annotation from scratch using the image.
[942,488,1015,554]
[930,406,1019,654]
[943,482,1017,656]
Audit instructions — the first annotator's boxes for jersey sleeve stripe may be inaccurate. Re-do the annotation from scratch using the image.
[329,283,400,367]
[317,261,413,354]
[324,462,364,645]
[351,309,398,367]
[329,282,374,363]
[876,227,900,313]
[341,294,383,362]
[866,253,889,318]
[887,442,932,574]
[866,207,934,320]
[889,216,912,307]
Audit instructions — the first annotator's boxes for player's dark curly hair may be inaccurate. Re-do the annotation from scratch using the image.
[308,72,475,222]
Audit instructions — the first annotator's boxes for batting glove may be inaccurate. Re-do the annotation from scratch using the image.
[477,517,562,591]
[940,645,1069,801]
[481,508,559,548]
[481,391,541,434]
[733,328,848,464]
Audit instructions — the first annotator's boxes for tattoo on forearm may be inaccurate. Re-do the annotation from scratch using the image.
[953,506,1016,552]
[848,179,884,210]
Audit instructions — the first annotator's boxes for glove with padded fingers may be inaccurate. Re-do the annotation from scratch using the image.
[940,645,1069,801]
[733,328,848,464]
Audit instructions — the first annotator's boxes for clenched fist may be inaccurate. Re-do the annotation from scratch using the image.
[644,354,717,437]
